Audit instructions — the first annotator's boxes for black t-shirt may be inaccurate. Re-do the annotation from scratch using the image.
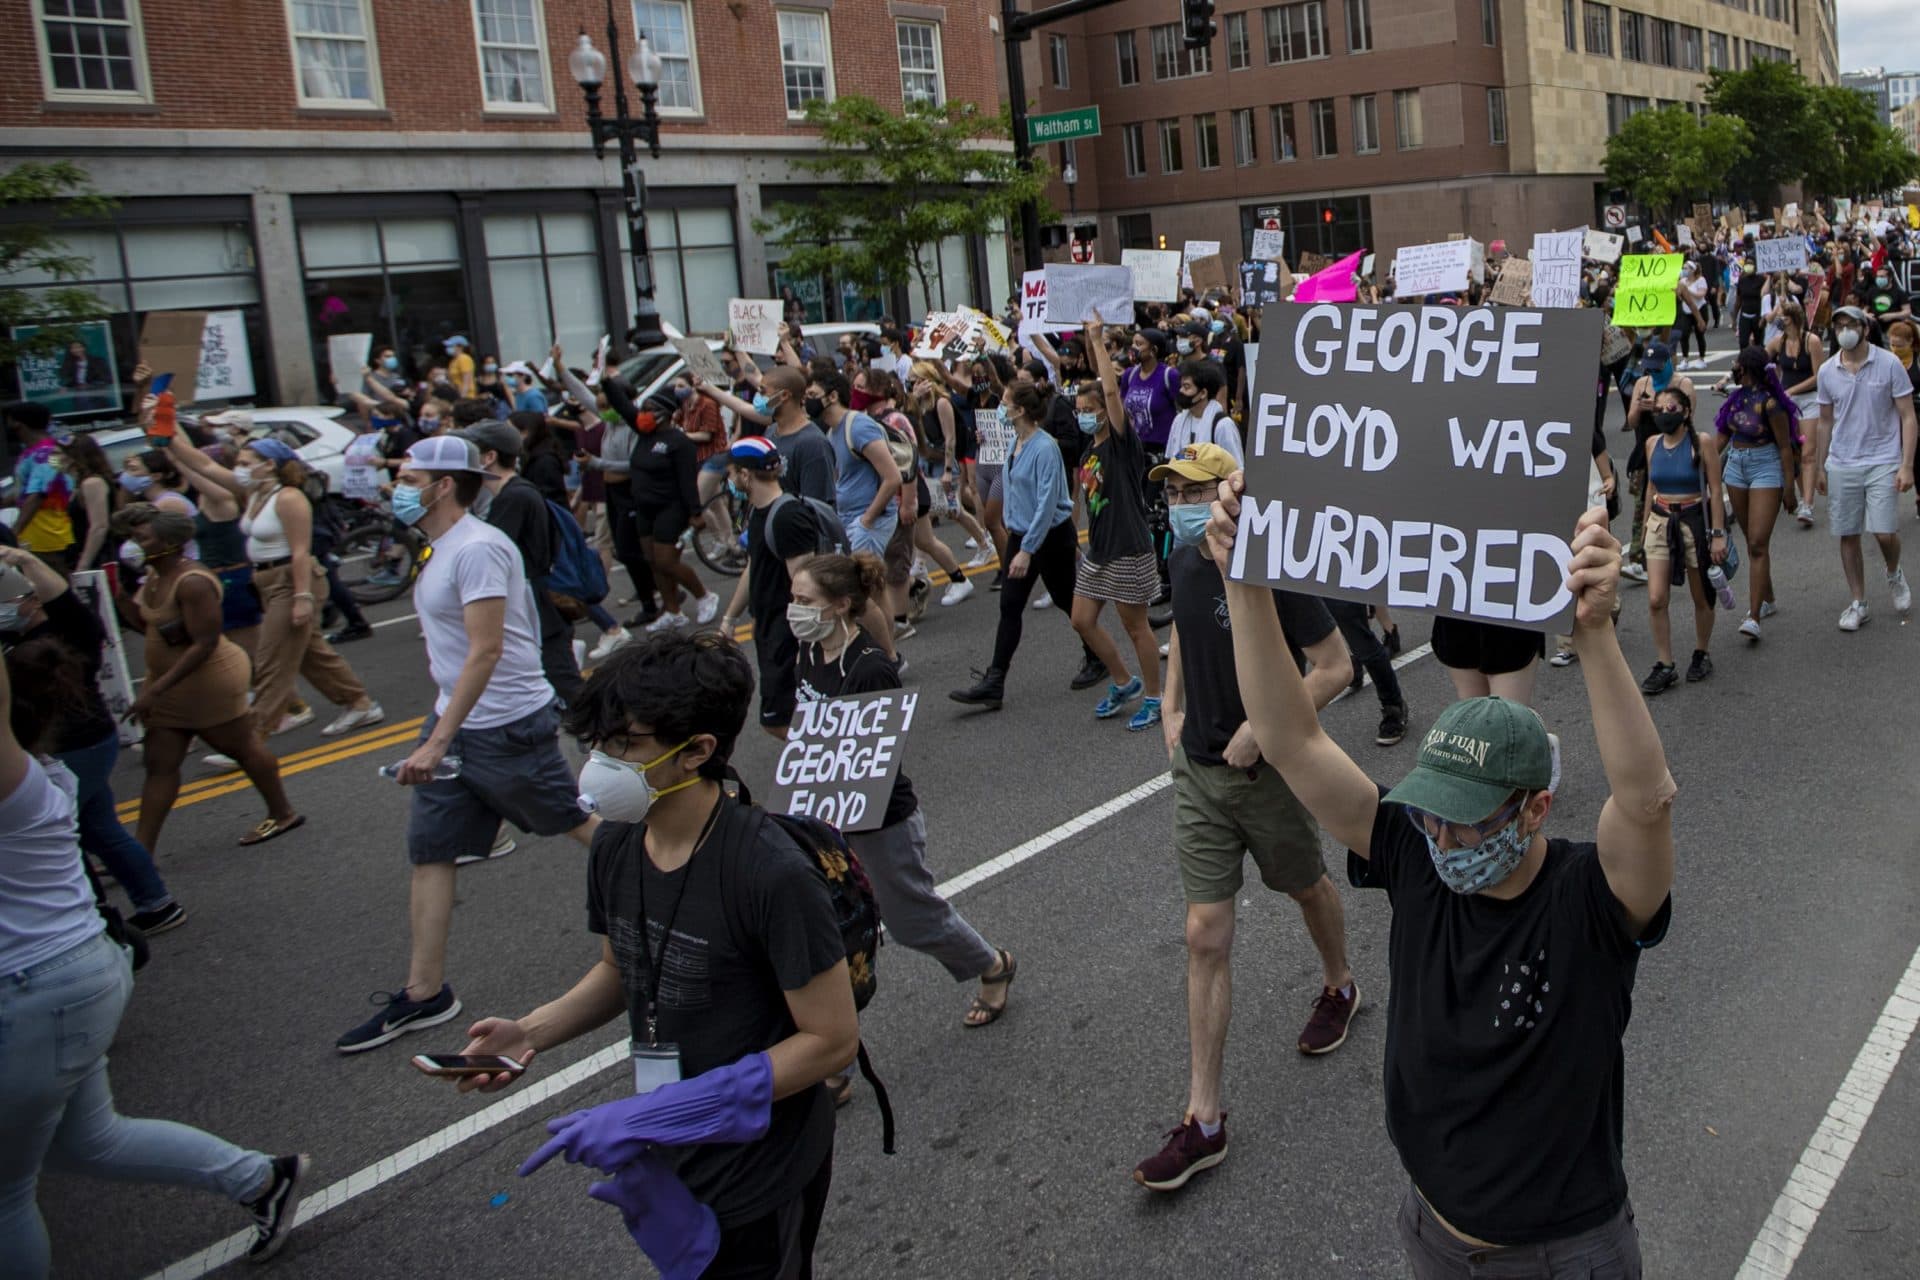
[586,798,845,1227]
[746,498,826,642]
[523,450,568,505]
[772,424,838,506]
[8,590,115,754]
[482,475,552,581]
[631,427,701,512]
[1207,332,1247,405]
[793,629,916,827]
[1350,790,1671,1244]
[1868,281,1909,318]
[1083,424,1154,563]
[1735,270,1764,312]
[1169,545,1335,766]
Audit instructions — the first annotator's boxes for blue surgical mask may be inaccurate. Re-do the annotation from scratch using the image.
[382,355,400,371]
[1076,411,1100,435]
[674,386,692,402]
[1169,503,1212,548]
[752,393,771,416]
[726,480,748,501]
[119,472,153,495]
[1210,320,1227,335]
[391,483,430,526]
[0,601,23,632]
[1421,813,1532,895]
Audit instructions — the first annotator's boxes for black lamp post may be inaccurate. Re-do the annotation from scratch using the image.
[569,4,667,351]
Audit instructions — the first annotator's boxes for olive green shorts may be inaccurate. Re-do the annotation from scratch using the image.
[1171,744,1326,903]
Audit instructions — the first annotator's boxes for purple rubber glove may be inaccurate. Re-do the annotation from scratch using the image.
[521,1051,773,1175]
[587,1153,721,1280]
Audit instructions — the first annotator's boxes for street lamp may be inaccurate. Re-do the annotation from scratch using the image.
[1062,163,1078,217]
[569,3,668,351]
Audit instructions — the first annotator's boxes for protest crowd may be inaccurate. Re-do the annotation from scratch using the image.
[5,190,1917,1279]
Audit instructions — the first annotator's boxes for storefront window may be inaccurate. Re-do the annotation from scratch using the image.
[300,215,471,392]
[484,211,605,363]
[628,205,741,336]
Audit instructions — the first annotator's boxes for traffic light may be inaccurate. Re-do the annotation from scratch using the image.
[1181,0,1216,49]
[1322,207,1335,224]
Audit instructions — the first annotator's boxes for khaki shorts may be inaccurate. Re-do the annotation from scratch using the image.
[1172,744,1325,902]
[577,501,612,551]
[1642,501,1702,563]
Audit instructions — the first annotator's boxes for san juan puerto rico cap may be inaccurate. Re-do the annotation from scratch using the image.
[1383,696,1553,823]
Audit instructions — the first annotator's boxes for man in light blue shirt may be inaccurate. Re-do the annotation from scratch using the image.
[811,367,905,556]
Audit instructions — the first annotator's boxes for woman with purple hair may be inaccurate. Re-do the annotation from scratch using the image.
[1714,346,1799,640]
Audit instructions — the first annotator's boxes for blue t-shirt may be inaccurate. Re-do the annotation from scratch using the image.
[514,385,550,415]
[829,411,895,525]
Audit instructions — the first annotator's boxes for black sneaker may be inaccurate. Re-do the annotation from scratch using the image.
[1376,703,1408,747]
[1070,655,1110,691]
[1686,649,1713,683]
[1640,662,1678,695]
[335,984,462,1054]
[245,1153,310,1262]
[326,623,374,645]
[128,902,188,935]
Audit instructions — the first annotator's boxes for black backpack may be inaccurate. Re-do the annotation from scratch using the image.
[763,492,850,560]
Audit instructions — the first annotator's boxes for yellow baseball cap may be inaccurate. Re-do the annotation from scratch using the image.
[1150,443,1239,484]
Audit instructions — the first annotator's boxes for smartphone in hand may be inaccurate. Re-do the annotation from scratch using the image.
[411,1054,527,1078]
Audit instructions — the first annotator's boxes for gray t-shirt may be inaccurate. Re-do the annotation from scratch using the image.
[773,422,838,506]
[1817,343,1913,468]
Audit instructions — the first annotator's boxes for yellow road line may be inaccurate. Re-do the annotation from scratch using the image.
[114,716,429,817]
[115,723,427,821]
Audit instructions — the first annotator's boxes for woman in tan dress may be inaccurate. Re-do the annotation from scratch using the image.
[114,504,304,850]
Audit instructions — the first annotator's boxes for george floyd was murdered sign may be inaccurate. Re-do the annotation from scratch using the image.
[1230,304,1602,634]
[771,690,917,831]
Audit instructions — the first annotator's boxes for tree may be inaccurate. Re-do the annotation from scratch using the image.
[1702,59,1920,206]
[1604,106,1751,220]
[755,97,1052,311]
[0,161,115,366]
[1806,83,1920,198]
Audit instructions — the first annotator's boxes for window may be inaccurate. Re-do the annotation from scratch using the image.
[1118,213,1154,249]
[472,0,549,110]
[1050,33,1070,88]
[1310,96,1337,156]
[1271,103,1298,160]
[286,0,382,106]
[1487,86,1507,144]
[1122,122,1147,176]
[896,19,943,106]
[34,0,151,101]
[1763,0,1786,19]
[1232,107,1258,164]
[1228,12,1251,68]
[1481,0,1498,45]
[1649,16,1675,65]
[301,216,468,392]
[484,211,605,362]
[633,205,741,337]
[1116,31,1139,84]
[1348,0,1372,52]
[1604,91,1648,135]
[1618,10,1643,61]
[636,0,700,112]
[778,10,831,114]
[1352,94,1379,153]
[1196,113,1221,168]
[1708,30,1728,67]
[1679,23,1702,70]
[1159,117,1184,173]
[1394,88,1423,149]
[1563,0,1577,49]
[1151,22,1211,78]
[1583,1,1611,54]
[1264,1,1326,62]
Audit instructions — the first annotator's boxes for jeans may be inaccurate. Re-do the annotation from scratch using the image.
[53,732,171,913]
[1397,1186,1641,1278]
[0,932,271,1278]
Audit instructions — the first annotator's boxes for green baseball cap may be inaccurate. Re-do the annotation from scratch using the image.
[1383,696,1553,823]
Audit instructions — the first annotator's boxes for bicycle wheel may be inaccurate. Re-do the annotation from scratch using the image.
[339,522,423,603]
[692,491,748,577]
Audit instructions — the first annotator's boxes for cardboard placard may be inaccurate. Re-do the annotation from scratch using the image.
[1393,240,1477,298]
[1042,264,1135,325]
[1754,237,1809,274]
[1231,303,1603,633]
[1610,254,1683,327]
[1489,259,1533,307]
[727,299,781,355]
[670,336,728,385]
[1530,229,1584,309]
[1120,249,1182,302]
[770,689,918,832]
[1189,253,1230,296]
[142,311,211,405]
[1251,228,1287,262]
[1296,251,1331,276]
[1582,229,1625,264]
[974,406,1012,466]
[1239,260,1291,306]
[1180,240,1221,290]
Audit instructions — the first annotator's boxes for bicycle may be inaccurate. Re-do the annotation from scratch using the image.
[690,489,750,577]
[324,495,427,603]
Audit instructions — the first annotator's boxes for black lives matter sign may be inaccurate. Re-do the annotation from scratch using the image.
[770,690,917,832]
[1232,304,1602,634]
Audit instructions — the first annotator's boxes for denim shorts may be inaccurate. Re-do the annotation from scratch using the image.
[847,511,898,557]
[1826,462,1900,537]
[1722,445,1784,490]
[406,702,589,863]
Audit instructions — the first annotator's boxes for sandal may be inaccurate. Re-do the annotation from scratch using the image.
[963,948,1018,1029]
[238,814,306,846]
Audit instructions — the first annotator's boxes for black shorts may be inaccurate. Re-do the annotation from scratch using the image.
[1430,616,1546,676]
[406,703,588,863]
[755,620,800,729]
[634,501,690,544]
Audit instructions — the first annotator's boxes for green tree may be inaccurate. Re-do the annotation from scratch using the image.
[755,97,1051,310]
[0,161,115,366]
[1806,83,1920,198]
[1703,60,1827,205]
[1604,105,1751,219]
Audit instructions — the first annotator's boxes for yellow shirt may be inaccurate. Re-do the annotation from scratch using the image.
[448,352,476,399]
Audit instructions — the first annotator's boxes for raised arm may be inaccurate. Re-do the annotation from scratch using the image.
[1085,313,1128,434]
[696,375,769,427]
[165,432,247,499]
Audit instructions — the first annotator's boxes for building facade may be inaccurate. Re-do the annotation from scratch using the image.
[0,0,1012,409]
[1843,67,1893,122]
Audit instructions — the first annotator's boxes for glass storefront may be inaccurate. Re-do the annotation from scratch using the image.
[299,215,473,393]
[618,200,742,337]
[484,210,605,362]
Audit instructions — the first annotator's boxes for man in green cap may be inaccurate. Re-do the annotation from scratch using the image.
[1208,490,1676,1275]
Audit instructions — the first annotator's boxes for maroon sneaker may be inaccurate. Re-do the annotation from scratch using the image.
[1133,1114,1227,1191]
[1299,982,1360,1055]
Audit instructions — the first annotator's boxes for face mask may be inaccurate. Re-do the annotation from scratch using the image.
[391,482,433,526]
[1652,410,1685,433]
[1176,390,1198,409]
[673,386,692,402]
[1210,320,1227,335]
[576,742,696,823]
[1168,502,1212,548]
[0,601,24,632]
[1422,811,1532,895]
[1837,328,1863,351]
[727,480,749,501]
[1076,411,1100,435]
[483,362,499,374]
[786,601,840,643]
[1176,339,1194,355]
[848,388,875,411]
[418,416,441,433]
[1894,345,1914,367]
[231,465,254,487]
[382,355,399,371]
[1878,276,1891,287]
[802,395,827,419]
[119,473,152,494]
[119,540,146,569]
[752,393,771,416]
[972,382,990,397]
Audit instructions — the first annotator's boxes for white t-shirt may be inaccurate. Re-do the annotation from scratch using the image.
[414,514,553,730]
[1164,400,1245,466]
[0,756,99,976]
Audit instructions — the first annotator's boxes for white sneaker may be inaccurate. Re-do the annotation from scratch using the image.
[1620,562,1648,583]
[692,592,720,625]
[1032,589,1053,610]
[457,829,517,866]
[1549,646,1576,667]
[203,752,238,770]
[1739,615,1762,641]
[274,707,315,735]
[940,578,975,606]
[322,702,385,738]
[1158,641,1170,658]
[1890,569,1912,613]
[965,547,994,569]
[1757,599,1779,620]
[645,611,688,633]
[1795,503,1814,527]
[893,619,918,641]
[964,537,980,551]
[1839,600,1869,631]
[588,627,633,661]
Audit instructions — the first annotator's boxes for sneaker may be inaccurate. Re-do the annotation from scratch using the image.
[128,902,188,935]
[1839,600,1869,632]
[1376,703,1408,747]
[321,702,384,738]
[645,611,688,633]
[1133,1114,1228,1192]
[1739,614,1762,641]
[964,536,980,551]
[907,576,932,622]
[1159,641,1170,658]
[245,1153,310,1262]
[692,592,720,625]
[965,546,994,569]
[588,627,634,661]
[274,707,315,735]
[1299,982,1360,1055]
[1070,655,1109,691]
[1549,646,1576,667]
[940,578,975,606]
[1640,662,1678,695]
[335,984,462,1054]
[1757,599,1779,620]
[326,623,374,644]
[1891,569,1912,613]
[1031,589,1053,610]
[1620,562,1649,584]
[203,752,238,770]
[1686,650,1713,683]
[1795,503,1814,527]
[1127,697,1163,732]
[457,829,517,866]
[1094,676,1143,719]
[893,619,918,641]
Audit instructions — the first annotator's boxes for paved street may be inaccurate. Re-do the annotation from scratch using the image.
[40,339,1920,1280]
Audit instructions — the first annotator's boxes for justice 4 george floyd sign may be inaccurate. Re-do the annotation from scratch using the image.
[1231,304,1603,634]
[770,689,918,832]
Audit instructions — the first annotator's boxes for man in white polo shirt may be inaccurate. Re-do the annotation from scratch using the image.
[336,436,599,1053]
[1815,305,1919,631]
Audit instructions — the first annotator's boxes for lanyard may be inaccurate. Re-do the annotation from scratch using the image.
[635,794,724,1046]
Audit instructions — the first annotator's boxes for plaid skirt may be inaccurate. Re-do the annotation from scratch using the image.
[1075,550,1160,605]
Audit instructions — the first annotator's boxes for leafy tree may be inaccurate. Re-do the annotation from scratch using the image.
[1806,83,1920,199]
[1604,106,1751,219]
[756,96,1052,310]
[1703,60,1827,205]
[0,161,115,366]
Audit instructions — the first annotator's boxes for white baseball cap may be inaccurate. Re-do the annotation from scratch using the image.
[404,436,485,473]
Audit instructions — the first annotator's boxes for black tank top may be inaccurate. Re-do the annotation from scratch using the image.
[194,510,248,568]
[1775,338,1813,389]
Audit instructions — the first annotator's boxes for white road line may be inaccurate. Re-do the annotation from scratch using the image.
[144,634,1439,1279]
[1734,939,1920,1280]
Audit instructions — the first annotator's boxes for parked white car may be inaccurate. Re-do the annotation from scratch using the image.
[87,407,360,494]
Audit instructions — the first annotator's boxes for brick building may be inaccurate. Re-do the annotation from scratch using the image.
[1,0,1012,407]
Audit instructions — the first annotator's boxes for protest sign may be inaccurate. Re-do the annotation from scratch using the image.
[966,308,1013,351]
[1676,224,1694,248]
[1625,225,1643,246]
[10,319,121,418]
[196,310,254,401]
[69,571,141,746]
[143,311,210,404]
[1531,231,1587,307]
[975,406,1012,466]
[1742,222,1761,241]
[1610,254,1682,327]
[323,332,372,402]
[1489,259,1533,306]
[1392,239,1476,298]
[770,690,918,832]
[1754,237,1808,274]
[1251,228,1287,262]
[1043,263,1135,324]
[1231,303,1602,633]
[1582,229,1624,264]
[1121,249,1181,302]
[1361,253,1376,279]
[727,299,781,355]
[1181,240,1221,290]
[1239,260,1290,305]
[1296,251,1331,276]
[671,336,727,385]
[1189,253,1230,295]
[342,433,383,501]
[913,311,971,358]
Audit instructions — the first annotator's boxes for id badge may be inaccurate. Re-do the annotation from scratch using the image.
[631,1041,682,1095]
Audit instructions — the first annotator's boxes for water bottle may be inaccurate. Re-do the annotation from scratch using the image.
[380,755,462,781]
[1707,565,1734,610]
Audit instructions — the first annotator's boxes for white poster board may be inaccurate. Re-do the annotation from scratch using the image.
[1250,228,1286,263]
[974,407,1012,466]
[326,332,372,396]
[342,433,382,500]
[1530,229,1586,309]
[1121,249,1182,302]
[1755,237,1809,273]
[1625,225,1644,246]
[1392,240,1477,298]
[196,310,254,402]
[1582,229,1625,264]
[1042,264,1135,325]
[1180,240,1222,291]
[727,299,782,355]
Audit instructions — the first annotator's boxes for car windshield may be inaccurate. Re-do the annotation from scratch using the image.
[614,351,682,392]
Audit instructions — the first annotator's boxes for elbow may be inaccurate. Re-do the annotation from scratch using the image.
[1630,772,1680,824]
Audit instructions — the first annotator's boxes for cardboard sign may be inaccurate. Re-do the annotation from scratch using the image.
[196,310,254,402]
[1231,303,1602,633]
[974,406,1012,465]
[1251,228,1287,262]
[1531,230,1585,309]
[1239,260,1290,306]
[323,332,371,400]
[771,689,918,832]
[69,571,140,746]
[1582,229,1624,263]
[1610,254,1683,327]
[1180,240,1221,291]
[1489,259,1533,307]
[1120,249,1181,302]
[1754,237,1809,274]
[1189,253,1230,296]
[10,319,122,418]
[1296,251,1331,276]
[1393,239,1477,298]
[727,299,781,355]
[142,311,211,405]
[913,311,970,359]
[670,336,727,385]
[1043,263,1135,325]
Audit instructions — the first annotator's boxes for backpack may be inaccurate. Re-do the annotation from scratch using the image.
[764,492,850,560]
[544,498,608,605]
[844,410,917,483]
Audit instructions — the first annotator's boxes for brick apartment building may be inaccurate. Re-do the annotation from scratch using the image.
[1,0,1012,407]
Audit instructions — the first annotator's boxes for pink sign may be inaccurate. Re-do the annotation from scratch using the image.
[1290,251,1365,304]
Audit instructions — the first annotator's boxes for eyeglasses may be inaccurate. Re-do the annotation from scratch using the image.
[1164,482,1217,505]
[1405,794,1526,848]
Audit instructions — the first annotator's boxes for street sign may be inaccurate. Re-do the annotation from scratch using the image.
[1603,205,1626,228]
[1027,106,1101,146]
